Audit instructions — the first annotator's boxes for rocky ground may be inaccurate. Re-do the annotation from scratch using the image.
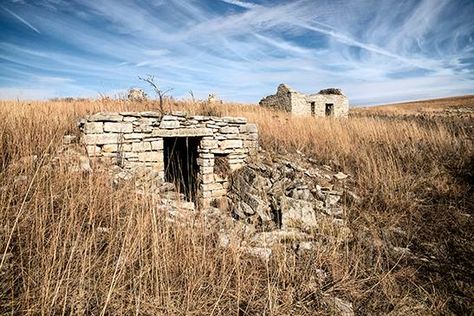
[52,135,360,256]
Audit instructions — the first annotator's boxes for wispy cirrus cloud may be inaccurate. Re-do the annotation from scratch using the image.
[2,6,40,33]
[0,0,473,104]
[219,0,260,9]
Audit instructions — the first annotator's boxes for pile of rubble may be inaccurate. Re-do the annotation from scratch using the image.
[214,152,358,260]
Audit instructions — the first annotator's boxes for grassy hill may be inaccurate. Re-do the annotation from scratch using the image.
[354,95,474,114]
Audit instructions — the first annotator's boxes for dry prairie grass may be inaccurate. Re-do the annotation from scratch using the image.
[0,98,472,315]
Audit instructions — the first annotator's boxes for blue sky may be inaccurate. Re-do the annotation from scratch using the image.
[1,0,473,105]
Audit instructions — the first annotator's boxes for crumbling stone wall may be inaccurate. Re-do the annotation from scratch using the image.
[80,111,258,207]
[258,84,293,112]
[259,84,349,117]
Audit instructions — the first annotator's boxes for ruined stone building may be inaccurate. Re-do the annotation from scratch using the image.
[259,84,349,117]
[127,88,147,102]
[80,112,258,207]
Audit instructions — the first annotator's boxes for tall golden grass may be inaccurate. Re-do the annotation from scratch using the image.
[1,99,472,314]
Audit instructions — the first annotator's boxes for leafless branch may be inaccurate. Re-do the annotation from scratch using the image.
[138,75,174,114]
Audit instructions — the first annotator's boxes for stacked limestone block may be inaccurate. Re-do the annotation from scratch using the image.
[79,111,259,206]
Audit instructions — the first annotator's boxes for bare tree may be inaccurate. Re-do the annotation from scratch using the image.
[138,75,173,114]
[188,90,196,103]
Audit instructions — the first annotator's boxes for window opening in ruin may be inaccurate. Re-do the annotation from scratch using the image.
[325,103,334,116]
[310,102,316,116]
[214,154,231,178]
[163,137,201,202]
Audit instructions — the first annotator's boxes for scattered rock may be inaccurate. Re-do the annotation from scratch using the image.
[334,172,348,180]
[280,196,317,229]
[63,135,77,145]
[79,156,92,173]
[241,246,272,263]
[329,297,354,316]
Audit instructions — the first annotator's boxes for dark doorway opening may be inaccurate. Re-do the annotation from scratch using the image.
[310,102,316,116]
[325,103,334,116]
[163,137,201,202]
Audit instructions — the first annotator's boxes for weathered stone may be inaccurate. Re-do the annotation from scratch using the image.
[159,120,180,129]
[140,111,161,118]
[133,124,153,133]
[123,133,148,139]
[152,128,212,137]
[240,201,255,215]
[201,166,214,174]
[84,122,103,134]
[334,172,349,180]
[241,246,271,262]
[132,142,151,152]
[239,124,258,133]
[220,139,243,149]
[190,115,209,121]
[102,144,118,152]
[201,182,222,191]
[280,196,317,229]
[103,122,133,133]
[83,134,120,145]
[202,173,214,184]
[201,139,218,149]
[138,152,162,162]
[88,113,123,122]
[151,141,163,150]
[326,194,341,206]
[325,297,354,316]
[219,126,239,134]
[171,111,187,117]
[222,116,247,124]
[123,116,138,122]
[196,158,214,167]
[161,115,179,121]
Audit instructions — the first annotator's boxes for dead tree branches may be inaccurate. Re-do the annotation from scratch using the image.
[138,75,173,114]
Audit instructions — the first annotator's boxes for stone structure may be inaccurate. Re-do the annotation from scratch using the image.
[259,84,349,117]
[207,93,222,104]
[79,111,258,207]
[128,88,147,102]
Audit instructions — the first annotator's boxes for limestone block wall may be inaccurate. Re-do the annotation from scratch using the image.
[79,111,259,206]
[288,91,309,115]
[306,94,349,117]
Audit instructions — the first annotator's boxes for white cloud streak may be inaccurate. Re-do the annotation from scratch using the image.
[2,6,41,33]
[219,0,260,9]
